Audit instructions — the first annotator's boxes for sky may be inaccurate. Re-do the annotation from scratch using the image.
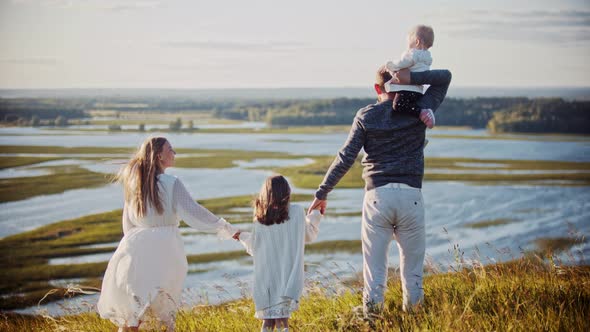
[0,0,589,89]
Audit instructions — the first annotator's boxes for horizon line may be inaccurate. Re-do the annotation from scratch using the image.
[1,85,590,91]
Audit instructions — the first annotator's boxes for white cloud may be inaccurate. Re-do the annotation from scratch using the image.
[436,9,590,46]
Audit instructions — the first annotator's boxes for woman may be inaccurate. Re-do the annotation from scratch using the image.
[97,136,239,331]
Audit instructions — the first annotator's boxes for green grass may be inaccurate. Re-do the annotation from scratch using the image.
[464,218,519,229]
[1,257,588,331]
[306,240,361,254]
[174,149,301,169]
[3,146,588,187]
[0,165,110,203]
[0,193,314,310]
[0,145,306,169]
[0,146,310,202]
[276,156,590,189]
[0,157,62,169]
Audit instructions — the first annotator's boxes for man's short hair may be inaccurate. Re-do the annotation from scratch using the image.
[411,25,434,48]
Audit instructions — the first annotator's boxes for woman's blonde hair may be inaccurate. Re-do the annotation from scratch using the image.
[254,175,291,226]
[116,136,168,217]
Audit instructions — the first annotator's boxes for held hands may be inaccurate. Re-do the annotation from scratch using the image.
[308,197,327,215]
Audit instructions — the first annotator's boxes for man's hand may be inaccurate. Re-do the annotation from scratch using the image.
[308,197,327,215]
[392,68,411,85]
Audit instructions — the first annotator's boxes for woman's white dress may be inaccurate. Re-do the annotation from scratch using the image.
[239,204,322,319]
[97,173,238,327]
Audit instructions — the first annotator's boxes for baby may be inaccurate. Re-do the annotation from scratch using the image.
[385,25,436,129]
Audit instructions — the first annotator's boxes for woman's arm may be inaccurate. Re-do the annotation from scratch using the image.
[238,231,254,256]
[173,179,239,239]
[304,209,322,243]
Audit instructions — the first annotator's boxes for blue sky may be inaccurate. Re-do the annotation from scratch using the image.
[0,0,589,88]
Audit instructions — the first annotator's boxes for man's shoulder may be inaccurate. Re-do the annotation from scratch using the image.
[355,102,388,121]
[356,103,385,119]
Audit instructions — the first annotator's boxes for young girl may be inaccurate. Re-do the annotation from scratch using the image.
[237,175,322,332]
[97,136,240,331]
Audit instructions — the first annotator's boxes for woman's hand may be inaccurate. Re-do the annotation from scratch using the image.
[232,231,241,241]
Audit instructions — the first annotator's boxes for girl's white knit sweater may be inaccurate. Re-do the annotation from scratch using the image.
[239,204,322,312]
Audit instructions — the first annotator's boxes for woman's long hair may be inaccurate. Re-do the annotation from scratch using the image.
[254,175,291,226]
[116,136,168,217]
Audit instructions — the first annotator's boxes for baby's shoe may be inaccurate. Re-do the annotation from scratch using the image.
[419,109,435,129]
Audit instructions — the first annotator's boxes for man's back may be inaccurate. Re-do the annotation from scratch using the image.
[314,99,426,200]
[359,99,426,190]
[314,69,451,201]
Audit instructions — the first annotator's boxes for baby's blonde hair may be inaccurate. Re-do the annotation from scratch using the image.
[410,25,434,48]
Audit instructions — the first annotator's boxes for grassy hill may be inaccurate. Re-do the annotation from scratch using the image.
[2,256,588,331]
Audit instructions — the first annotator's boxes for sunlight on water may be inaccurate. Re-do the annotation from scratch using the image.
[2,127,589,315]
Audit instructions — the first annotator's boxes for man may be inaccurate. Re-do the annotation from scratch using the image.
[308,67,452,314]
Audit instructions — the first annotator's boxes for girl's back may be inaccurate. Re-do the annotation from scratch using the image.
[240,203,321,317]
[252,204,307,304]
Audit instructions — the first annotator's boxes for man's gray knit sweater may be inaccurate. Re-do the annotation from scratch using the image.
[315,99,425,200]
[315,70,452,200]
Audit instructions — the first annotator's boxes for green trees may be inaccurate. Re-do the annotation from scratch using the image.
[30,115,40,127]
[108,124,122,131]
[487,99,590,134]
[169,117,182,131]
[55,116,68,127]
[0,99,87,124]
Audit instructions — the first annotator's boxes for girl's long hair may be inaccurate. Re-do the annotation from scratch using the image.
[116,136,168,218]
[254,175,291,226]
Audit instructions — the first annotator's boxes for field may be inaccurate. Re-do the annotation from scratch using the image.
[1,256,589,331]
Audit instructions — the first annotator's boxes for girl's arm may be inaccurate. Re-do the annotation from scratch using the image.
[238,231,254,256]
[173,178,239,239]
[305,209,322,243]
[385,50,415,72]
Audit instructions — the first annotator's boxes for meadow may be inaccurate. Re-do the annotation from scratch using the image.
[1,122,589,331]
[1,256,588,331]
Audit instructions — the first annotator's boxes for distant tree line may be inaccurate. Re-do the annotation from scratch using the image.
[209,97,536,128]
[1,96,588,134]
[1,99,87,126]
[435,97,530,127]
[487,98,590,134]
